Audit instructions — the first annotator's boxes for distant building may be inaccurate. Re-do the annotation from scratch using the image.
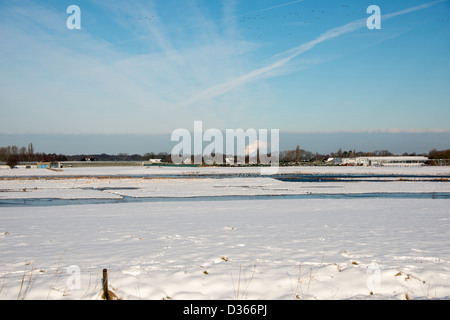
[37,162,51,169]
[225,157,234,164]
[148,159,162,164]
[332,156,428,166]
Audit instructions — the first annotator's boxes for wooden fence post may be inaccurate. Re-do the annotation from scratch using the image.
[102,268,109,300]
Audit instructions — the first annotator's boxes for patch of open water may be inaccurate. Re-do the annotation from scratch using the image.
[1,192,449,207]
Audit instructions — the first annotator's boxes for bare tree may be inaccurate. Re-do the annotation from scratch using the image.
[6,154,19,168]
[10,145,18,156]
[27,143,34,159]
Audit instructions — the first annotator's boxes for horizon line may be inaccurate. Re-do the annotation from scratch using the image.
[1,128,450,136]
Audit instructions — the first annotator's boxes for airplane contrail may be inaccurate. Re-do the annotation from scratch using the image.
[252,0,304,14]
[180,0,446,107]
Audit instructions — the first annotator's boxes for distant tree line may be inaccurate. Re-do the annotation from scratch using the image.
[0,143,67,168]
[279,146,400,163]
[278,146,449,164]
[427,149,450,165]
[2,143,449,168]
[428,149,450,159]
[66,152,172,162]
[280,146,316,163]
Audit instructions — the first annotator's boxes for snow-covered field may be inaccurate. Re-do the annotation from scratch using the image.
[0,166,449,300]
[1,165,450,177]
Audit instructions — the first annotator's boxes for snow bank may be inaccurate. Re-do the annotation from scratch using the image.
[1,165,450,178]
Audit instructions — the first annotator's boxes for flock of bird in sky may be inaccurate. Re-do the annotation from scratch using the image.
[134,3,359,38]
[134,2,449,39]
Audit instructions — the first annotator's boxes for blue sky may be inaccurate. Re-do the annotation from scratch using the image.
[0,0,449,154]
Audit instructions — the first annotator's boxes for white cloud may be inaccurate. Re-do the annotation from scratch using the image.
[245,139,269,156]
[282,128,450,134]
